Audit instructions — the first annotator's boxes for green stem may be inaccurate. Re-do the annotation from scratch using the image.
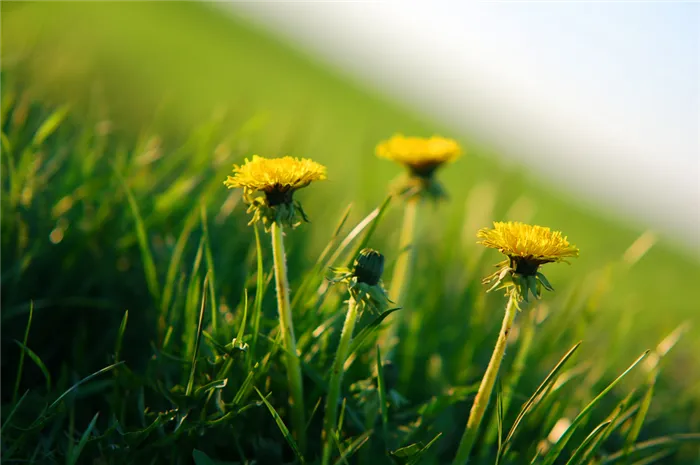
[271,222,306,454]
[321,297,359,465]
[453,294,519,465]
[379,197,419,354]
[484,308,535,447]
[248,222,265,371]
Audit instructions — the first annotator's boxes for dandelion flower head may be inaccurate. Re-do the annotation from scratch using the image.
[478,222,579,272]
[224,155,326,229]
[376,134,461,177]
[224,155,326,204]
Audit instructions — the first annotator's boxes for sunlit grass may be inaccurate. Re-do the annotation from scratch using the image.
[2,88,699,464]
[2,2,700,464]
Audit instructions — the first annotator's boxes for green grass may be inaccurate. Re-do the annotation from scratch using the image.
[2,2,699,464]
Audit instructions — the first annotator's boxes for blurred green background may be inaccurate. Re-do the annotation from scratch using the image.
[2,2,699,463]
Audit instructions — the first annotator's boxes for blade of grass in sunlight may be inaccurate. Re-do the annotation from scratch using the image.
[186,273,209,397]
[161,205,202,326]
[292,203,353,310]
[601,433,700,464]
[200,203,219,334]
[541,351,650,465]
[31,105,70,147]
[563,420,611,465]
[501,341,582,457]
[114,165,161,303]
[344,195,393,268]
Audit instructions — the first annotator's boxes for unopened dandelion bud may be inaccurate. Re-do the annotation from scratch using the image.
[329,248,391,314]
[354,248,385,285]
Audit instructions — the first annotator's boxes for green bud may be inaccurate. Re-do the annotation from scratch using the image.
[353,248,385,286]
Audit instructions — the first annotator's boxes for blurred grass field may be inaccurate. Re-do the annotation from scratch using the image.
[2,2,699,464]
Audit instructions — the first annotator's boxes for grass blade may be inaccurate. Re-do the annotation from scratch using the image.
[332,430,372,465]
[292,203,353,310]
[573,392,636,465]
[161,205,200,332]
[114,166,160,303]
[115,310,129,363]
[628,449,675,465]
[347,308,401,358]
[376,346,389,443]
[601,433,700,464]
[13,340,51,392]
[192,449,218,465]
[624,323,688,457]
[200,203,219,333]
[1,390,29,433]
[13,300,33,402]
[254,387,305,464]
[49,362,124,411]
[326,196,392,269]
[541,351,650,465]
[564,420,612,465]
[409,432,443,465]
[344,195,393,268]
[32,105,69,146]
[184,236,206,358]
[186,273,209,397]
[67,412,100,465]
[502,341,582,454]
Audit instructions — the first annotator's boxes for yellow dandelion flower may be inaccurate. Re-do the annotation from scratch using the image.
[478,222,579,270]
[224,155,327,229]
[376,134,461,200]
[376,134,461,177]
[225,155,326,204]
[477,222,579,302]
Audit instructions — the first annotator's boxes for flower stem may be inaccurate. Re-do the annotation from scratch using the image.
[483,308,535,448]
[453,293,519,465]
[270,221,306,454]
[321,297,359,465]
[379,197,419,354]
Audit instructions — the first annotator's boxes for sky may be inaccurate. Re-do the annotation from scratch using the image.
[227,1,699,250]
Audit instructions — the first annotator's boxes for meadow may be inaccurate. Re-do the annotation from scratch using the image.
[1,2,699,464]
